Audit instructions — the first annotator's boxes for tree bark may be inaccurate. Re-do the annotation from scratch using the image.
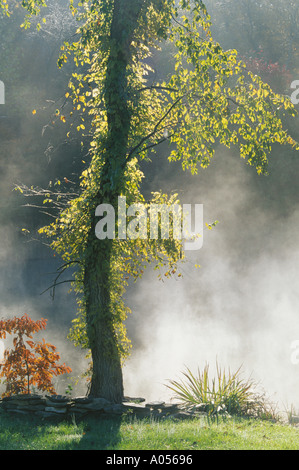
[84,0,146,402]
[84,238,124,402]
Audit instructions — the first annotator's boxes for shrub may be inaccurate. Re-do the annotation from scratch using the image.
[0,314,72,397]
[166,362,277,420]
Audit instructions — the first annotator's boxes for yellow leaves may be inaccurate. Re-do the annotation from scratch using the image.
[255,88,270,99]
[286,136,298,147]
[256,166,263,176]
[221,117,228,128]
[205,221,219,230]
[32,109,37,115]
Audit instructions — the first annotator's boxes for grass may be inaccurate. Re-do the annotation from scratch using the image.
[1,411,299,450]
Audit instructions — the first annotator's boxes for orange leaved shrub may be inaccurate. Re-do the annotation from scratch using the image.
[0,314,72,397]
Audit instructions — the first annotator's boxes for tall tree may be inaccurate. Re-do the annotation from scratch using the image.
[1,0,298,402]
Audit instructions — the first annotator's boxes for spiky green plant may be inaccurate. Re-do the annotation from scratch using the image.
[166,363,277,419]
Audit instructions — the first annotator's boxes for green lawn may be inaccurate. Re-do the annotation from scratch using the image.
[1,411,299,450]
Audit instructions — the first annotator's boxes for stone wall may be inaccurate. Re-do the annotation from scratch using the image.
[0,394,209,421]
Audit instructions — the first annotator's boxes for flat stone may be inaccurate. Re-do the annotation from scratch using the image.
[161,403,181,411]
[72,396,93,405]
[45,399,71,408]
[123,397,146,403]
[5,400,31,406]
[45,406,67,414]
[46,395,70,403]
[122,403,151,415]
[73,398,110,411]
[70,406,94,414]
[122,402,146,409]
[17,405,46,412]
[145,401,165,409]
[2,403,18,409]
[7,409,29,415]
[21,399,46,406]
[5,394,41,401]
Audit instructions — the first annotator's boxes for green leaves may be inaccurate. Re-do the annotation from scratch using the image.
[158,7,299,175]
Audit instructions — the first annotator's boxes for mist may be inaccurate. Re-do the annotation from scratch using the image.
[124,146,299,409]
[0,0,299,411]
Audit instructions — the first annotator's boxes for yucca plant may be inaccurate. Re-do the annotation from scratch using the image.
[166,363,276,419]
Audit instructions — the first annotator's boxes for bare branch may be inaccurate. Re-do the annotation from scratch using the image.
[41,259,82,299]
[40,280,75,299]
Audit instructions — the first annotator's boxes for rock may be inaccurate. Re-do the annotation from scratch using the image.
[70,407,94,415]
[2,394,45,404]
[6,409,29,416]
[72,396,93,405]
[160,403,181,412]
[45,406,68,414]
[46,395,70,403]
[170,411,196,420]
[145,401,165,409]
[1,395,47,411]
[123,396,146,404]
[17,405,46,412]
[73,398,110,411]
[122,403,151,416]
[0,393,208,421]
[23,399,47,406]
[10,394,39,400]
[45,399,71,408]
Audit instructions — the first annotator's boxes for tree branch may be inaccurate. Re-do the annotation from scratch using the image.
[41,260,81,299]
[127,94,185,160]
[40,279,75,299]
[136,85,179,93]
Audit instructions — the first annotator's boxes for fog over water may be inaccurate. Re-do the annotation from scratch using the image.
[0,0,299,411]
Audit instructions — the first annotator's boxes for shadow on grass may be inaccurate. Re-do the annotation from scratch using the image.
[74,414,123,450]
[0,411,122,450]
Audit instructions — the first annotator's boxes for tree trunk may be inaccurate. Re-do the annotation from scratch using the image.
[84,0,146,402]
[84,238,124,402]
